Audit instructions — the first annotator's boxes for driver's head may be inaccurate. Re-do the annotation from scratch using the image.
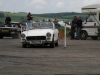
[34,23,38,28]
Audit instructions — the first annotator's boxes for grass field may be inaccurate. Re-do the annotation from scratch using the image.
[0,12,76,24]
[0,15,53,23]
[0,12,57,23]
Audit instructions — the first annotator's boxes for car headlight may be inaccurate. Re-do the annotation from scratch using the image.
[21,34,26,38]
[46,32,51,37]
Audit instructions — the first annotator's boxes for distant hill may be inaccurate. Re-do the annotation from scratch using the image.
[33,12,87,21]
[18,12,27,14]
[0,11,87,24]
[0,11,27,23]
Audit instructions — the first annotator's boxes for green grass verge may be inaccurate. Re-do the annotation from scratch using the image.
[58,27,70,37]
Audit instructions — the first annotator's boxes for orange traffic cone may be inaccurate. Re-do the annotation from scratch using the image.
[59,30,63,39]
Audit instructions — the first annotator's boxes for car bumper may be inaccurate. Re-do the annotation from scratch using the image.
[0,32,17,35]
[21,39,52,45]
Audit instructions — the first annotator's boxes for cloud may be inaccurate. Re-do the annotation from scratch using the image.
[27,0,46,10]
[0,0,100,14]
[67,0,83,12]
[83,0,100,6]
[0,0,3,6]
[56,2,65,8]
[34,5,44,10]
[28,0,46,6]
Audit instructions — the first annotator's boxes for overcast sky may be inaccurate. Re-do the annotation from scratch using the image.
[0,0,100,14]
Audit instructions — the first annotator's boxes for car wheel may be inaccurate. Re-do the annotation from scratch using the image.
[0,36,3,39]
[80,31,88,40]
[91,36,98,40]
[50,36,55,48]
[12,32,20,39]
[22,44,27,48]
[55,40,59,46]
[17,32,21,39]
[12,34,16,39]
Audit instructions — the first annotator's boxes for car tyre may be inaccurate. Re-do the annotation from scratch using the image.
[50,36,55,48]
[55,40,59,46]
[17,32,21,39]
[12,34,16,39]
[0,36,3,39]
[22,44,27,48]
[91,36,98,40]
[12,32,20,39]
[80,31,88,40]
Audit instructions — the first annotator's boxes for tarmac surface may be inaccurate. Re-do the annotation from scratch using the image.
[0,37,100,75]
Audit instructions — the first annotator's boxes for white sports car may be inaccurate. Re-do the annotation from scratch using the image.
[21,22,59,48]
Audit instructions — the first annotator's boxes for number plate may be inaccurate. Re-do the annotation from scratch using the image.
[30,41,42,44]
[2,29,9,32]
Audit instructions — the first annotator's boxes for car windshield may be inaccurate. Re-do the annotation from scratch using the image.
[34,22,53,29]
[0,23,21,28]
[27,22,53,30]
[27,23,34,30]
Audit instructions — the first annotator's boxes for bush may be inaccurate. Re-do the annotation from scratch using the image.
[58,27,70,37]
[0,21,3,24]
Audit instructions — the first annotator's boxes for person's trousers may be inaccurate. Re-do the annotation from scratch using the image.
[27,20,32,23]
[76,27,81,39]
[71,29,75,39]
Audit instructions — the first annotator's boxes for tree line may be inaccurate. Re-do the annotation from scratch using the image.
[32,12,87,20]
[0,13,5,18]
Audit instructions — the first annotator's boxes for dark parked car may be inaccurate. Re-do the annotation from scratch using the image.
[0,22,22,39]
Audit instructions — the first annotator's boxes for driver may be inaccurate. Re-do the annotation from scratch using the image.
[34,23,38,28]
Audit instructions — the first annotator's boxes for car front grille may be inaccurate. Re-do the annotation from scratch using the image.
[26,36,46,40]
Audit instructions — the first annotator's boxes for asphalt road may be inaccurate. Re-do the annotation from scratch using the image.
[0,37,100,75]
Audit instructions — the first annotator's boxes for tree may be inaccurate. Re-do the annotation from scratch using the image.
[0,21,3,24]
[0,13,4,18]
